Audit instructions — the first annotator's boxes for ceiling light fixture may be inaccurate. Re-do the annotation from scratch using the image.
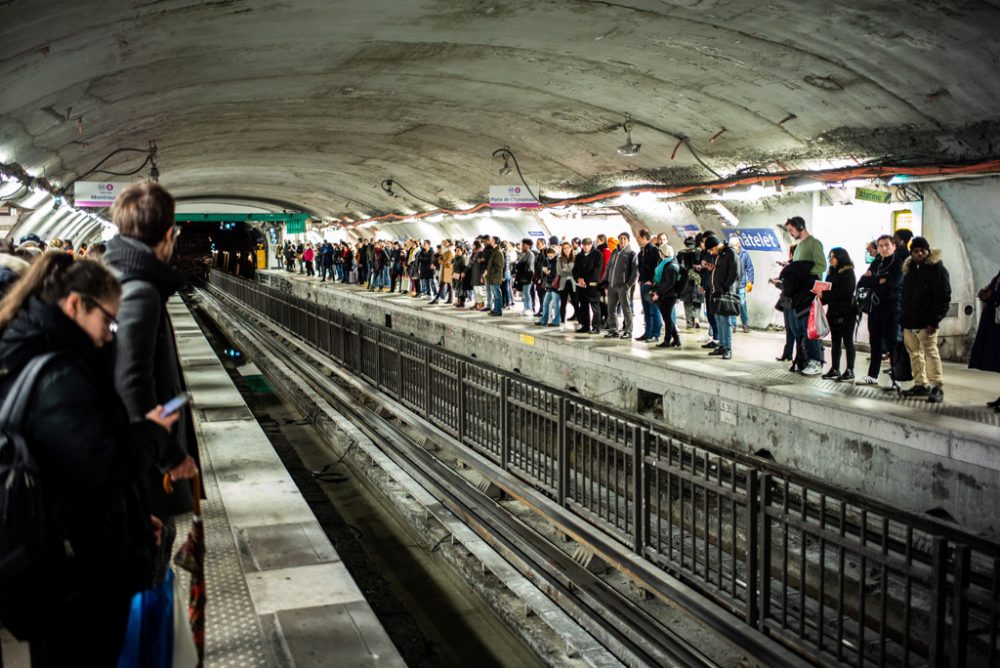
[491,147,540,203]
[617,114,641,157]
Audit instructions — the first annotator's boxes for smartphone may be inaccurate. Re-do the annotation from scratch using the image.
[161,393,191,417]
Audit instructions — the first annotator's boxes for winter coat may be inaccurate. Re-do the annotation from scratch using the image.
[780,260,816,316]
[637,243,660,283]
[484,245,506,285]
[605,245,638,289]
[900,251,951,329]
[821,265,857,326]
[514,250,535,285]
[969,269,1000,373]
[0,298,159,593]
[572,249,603,302]
[451,254,468,283]
[302,248,315,262]
[439,249,454,283]
[537,255,559,289]
[555,254,575,288]
[417,248,434,280]
[104,235,195,518]
[858,253,903,313]
[737,249,755,289]
[652,257,681,300]
[709,246,739,297]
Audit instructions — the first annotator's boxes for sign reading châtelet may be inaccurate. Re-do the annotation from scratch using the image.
[490,185,539,209]
[74,181,130,208]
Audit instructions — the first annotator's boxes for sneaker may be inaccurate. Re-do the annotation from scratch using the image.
[856,375,879,386]
[928,386,944,403]
[902,385,930,398]
[521,310,533,317]
[801,361,823,376]
[722,348,732,360]
[619,331,631,340]
[699,335,713,344]
[837,370,855,382]
[741,325,750,333]
[604,330,620,338]
[709,347,726,356]
[635,335,650,342]
[822,368,840,380]
[701,341,719,349]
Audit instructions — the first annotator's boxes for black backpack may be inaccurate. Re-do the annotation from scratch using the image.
[0,353,81,639]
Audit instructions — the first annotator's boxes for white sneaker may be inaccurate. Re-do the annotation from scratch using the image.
[801,361,823,376]
[699,335,713,344]
[856,375,879,385]
[521,310,533,317]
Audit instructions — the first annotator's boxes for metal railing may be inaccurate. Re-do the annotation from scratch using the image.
[207,270,1000,668]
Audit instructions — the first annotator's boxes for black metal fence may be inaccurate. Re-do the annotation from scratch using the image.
[208,270,999,668]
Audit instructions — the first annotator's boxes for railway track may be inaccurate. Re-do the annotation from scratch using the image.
[194,284,773,668]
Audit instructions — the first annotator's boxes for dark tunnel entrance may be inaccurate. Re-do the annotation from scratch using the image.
[174,219,266,284]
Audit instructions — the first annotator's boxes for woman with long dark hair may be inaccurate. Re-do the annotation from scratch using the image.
[0,253,177,666]
[821,247,858,381]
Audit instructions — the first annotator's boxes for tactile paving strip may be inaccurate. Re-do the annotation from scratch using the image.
[175,439,272,667]
[750,366,1000,427]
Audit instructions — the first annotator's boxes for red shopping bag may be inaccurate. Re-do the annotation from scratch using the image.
[807,296,830,340]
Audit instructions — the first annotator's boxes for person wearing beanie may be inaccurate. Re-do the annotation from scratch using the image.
[548,235,560,246]
[899,236,951,403]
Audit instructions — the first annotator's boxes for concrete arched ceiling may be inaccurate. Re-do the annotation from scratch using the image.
[2,0,999,223]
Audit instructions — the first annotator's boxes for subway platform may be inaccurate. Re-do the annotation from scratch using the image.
[259,269,1000,539]
[1,297,405,668]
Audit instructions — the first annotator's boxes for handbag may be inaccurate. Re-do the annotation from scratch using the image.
[807,296,830,340]
[715,291,741,317]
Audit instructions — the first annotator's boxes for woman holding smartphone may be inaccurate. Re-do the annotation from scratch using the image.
[0,253,177,666]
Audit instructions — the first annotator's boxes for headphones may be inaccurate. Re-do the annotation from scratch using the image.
[785,216,806,231]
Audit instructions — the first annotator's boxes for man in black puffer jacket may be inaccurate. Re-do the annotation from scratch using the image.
[104,183,199,576]
[900,236,951,403]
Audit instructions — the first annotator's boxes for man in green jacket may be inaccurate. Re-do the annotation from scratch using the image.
[484,236,506,316]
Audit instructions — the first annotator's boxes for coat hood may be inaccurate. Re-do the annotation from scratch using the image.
[902,249,941,274]
[0,297,106,380]
[103,235,184,301]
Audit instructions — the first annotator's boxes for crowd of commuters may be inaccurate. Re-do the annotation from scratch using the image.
[286,219,996,405]
[0,183,198,665]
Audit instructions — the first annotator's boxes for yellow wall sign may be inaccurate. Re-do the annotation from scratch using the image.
[519,334,535,346]
[893,209,913,232]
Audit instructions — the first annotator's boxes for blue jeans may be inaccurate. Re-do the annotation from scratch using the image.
[489,284,503,315]
[716,312,735,351]
[796,310,823,363]
[521,283,533,312]
[539,290,561,325]
[738,286,749,327]
[640,285,663,338]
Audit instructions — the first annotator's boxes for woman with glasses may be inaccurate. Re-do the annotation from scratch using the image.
[0,252,178,665]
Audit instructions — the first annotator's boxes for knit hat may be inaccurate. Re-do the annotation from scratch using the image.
[683,236,696,247]
[703,235,721,250]
[909,236,930,252]
[658,243,674,258]
[548,235,559,245]
[607,237,619,251]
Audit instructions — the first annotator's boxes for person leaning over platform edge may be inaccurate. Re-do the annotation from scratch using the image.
[104,182,199,576]
[900,236,952,403]
[0,253,179,666]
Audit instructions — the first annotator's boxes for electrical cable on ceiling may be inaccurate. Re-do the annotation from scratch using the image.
[61,145,156,193]
[491,147,541,203]
[380,178,440,209]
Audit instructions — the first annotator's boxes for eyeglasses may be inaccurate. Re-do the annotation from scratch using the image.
[84,297,119,334]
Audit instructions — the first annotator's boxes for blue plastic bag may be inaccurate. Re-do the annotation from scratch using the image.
[117,569,175,668]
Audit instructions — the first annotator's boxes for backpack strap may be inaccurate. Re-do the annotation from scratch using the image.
[0,353,64,465]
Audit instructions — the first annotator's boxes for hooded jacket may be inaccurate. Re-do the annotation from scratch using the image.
[900,250,951,329]
[779,260,816,315]
[605,244,638,289]
[821,264,857,325]
[104,235,194,518]
[709,245,739,296]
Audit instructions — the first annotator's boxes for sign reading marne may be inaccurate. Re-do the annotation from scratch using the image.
[723,228,783,252]
[489,185,539,209]
[75,181,130,208]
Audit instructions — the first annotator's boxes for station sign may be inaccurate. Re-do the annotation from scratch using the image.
[673,224,699,238]
[489,185,539,209]
[74,181,130,208]
[528,230,545,238]
[855,187,892,204]
[285,219,306,234]
[723,228,783,252]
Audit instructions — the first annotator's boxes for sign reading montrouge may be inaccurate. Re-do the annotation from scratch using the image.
[75,181,130,208]
[723,228,783,252]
